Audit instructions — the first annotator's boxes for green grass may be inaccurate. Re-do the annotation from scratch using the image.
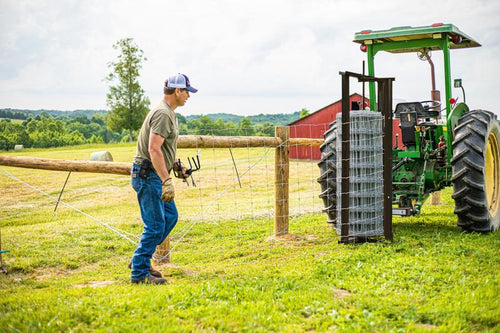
[1,143,499,332]
[0,118,23,124]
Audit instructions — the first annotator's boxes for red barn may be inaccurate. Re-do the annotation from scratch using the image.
[289,93,402,160]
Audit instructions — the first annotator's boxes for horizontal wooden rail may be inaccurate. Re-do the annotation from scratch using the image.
[0,155,131,175]
[178,135,282,148]
[178,135,322,148]
[289,138,323,147]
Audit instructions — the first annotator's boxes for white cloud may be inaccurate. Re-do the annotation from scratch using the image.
[0,0,499,117]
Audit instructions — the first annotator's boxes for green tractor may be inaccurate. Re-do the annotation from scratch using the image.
[318,23,500,232]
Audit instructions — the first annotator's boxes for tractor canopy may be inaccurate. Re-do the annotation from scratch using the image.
[353,23,480,53]
[354,23,481,137]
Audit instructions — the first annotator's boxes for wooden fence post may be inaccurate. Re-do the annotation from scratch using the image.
[153,236,170,263]
[275,126,290,236]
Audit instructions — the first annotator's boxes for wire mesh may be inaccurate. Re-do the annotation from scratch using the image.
[336,111,384,239]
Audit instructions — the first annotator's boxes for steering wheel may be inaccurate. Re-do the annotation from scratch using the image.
[419,100,442,110]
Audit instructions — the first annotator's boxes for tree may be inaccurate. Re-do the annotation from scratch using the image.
[105,38,150,142]
[192,115,216,135]
[299,108,310,118]
[238,117,255,136]
[255,122,274,137]
[176,113,186,125]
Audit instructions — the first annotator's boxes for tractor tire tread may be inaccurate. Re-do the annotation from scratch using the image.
[318,120,337,224]
[451,109,500,232]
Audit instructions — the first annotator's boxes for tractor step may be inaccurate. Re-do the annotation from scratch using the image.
[392,208,412,216]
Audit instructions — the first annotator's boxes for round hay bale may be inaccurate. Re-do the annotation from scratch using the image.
[90,151,113,162]
[14,145,24,151]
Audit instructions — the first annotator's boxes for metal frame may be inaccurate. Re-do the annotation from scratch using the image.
[339,71,394,243]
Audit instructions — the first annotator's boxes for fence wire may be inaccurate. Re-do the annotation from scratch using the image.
[1,120,389,269]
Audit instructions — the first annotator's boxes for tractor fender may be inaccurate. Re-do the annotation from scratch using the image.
[447,102,469,141]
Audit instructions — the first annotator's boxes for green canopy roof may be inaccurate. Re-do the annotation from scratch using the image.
[353,23,480,53]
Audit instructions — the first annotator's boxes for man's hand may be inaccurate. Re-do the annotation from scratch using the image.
[173,160,189,179]
[161,178,175,202]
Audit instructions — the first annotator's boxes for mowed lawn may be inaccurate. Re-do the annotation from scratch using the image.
[0,143,499,332]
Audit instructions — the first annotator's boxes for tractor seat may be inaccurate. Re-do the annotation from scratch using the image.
[399,111,417,147]
[394,102,439,119]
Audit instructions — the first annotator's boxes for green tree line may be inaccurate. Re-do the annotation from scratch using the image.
[0,112,280,151]
[0,109,27,120]
[0,113,121,150]
[185,111,302,125]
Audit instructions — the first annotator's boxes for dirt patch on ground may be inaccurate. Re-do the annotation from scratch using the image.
[333,288,351,299]
[315,251,329,257]
[32,268,70,280]
[74,280,115,288]
[415,323,438,330]
[265,233,305,242]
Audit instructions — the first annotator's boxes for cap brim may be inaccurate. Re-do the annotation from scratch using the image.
[187,86,198,93]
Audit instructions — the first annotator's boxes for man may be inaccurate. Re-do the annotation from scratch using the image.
[130,73,197,284]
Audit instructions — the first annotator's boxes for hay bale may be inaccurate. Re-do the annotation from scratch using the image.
[90,151,113,162]
[14,145,24,151]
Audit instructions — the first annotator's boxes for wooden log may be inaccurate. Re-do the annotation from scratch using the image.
[153,236,170,263]
[431,191,441,205]
[177,135,281,148]
[0,155,131,175]
[289,138,323,147]
[274,126,290,236]
[177,135,321,148]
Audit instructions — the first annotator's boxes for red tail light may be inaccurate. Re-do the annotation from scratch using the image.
[452,35,462,44]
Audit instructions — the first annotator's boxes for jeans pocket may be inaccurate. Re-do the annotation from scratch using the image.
[131,165,141,192]
[131,176,141,192]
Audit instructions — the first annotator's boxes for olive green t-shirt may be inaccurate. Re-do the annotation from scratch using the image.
[133,100,178,172]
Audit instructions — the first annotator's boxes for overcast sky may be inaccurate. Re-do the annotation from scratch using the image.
[1,0,499,116]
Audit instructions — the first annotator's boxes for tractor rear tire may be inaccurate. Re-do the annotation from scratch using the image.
[317,121,337,225]
[451,110,500,232]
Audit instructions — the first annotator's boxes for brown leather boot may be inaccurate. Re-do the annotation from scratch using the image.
[128,261,163,278]
[131,275,167,285]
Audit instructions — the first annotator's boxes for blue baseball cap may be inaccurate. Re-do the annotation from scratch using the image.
[166,73,198,93]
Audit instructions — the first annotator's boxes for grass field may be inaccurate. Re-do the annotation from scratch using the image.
[1,143,499,332]
[0,118,23,124]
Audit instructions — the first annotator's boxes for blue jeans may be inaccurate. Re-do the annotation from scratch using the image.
[130,163,178,281]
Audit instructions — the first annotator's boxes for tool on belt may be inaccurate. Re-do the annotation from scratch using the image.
[139,159,152,178]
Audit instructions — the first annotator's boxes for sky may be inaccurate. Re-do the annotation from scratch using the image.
[1,0,499,117]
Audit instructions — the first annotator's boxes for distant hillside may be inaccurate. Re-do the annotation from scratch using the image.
[1,108,303,150]
[186,112,301,125]
[0,108,107,119]
[1,109,301,125]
